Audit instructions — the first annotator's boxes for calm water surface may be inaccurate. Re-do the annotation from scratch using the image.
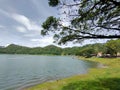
[0,54,99,90]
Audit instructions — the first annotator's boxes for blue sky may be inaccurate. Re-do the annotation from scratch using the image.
[0,0,58,47]
[0,0,108,47]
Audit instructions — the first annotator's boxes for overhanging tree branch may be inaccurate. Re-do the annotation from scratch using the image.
[109,0,120,6]
[77,35,120,39]
[97,25,120,31]
[41,0,120,44]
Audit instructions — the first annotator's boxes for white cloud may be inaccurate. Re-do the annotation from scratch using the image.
[11,13,42,32]
[12,14,31,29]
[0,9,57,47]
[31,37,53,43]
[16,26,27,33]
[30,37,54,46]
[0,9,42,32]
[31,39,41,42]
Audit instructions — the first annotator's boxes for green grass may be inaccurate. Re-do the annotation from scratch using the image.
[25,57,120,90]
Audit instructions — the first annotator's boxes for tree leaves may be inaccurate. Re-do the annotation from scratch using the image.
[41,0,120,44]
[48,0,60,7]
[41,16,58,35]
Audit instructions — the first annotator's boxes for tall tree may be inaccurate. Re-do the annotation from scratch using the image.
[41,0,120,44]
[105,39,120,56]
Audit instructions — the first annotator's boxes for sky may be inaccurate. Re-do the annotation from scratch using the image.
[0,0,108,47]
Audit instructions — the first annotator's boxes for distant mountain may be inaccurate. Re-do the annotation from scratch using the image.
[0,44,63,55]
[43,45,62,55]
[0,43,106,56]
[6,44,29,48]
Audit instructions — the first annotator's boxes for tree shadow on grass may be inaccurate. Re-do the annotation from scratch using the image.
[62,78,120,90]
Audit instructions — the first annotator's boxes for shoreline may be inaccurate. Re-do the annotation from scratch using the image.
[21,72,90,90]
[22,57,105,90]
[23,57,120,90]
[21,79,62,90]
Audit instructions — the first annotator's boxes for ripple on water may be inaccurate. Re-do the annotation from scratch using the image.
[0,55,99,90]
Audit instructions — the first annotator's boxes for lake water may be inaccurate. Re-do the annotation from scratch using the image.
[0,54,99,90]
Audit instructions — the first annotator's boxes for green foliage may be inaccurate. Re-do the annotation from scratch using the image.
[0,43,103,56]
[79,48,95,58]
[42,16,57,30]
[62,78,120,90]
[41,0,120,44]
[41,16,58,36]
[105,39,120,56]
[48,0,59,7]
[0,44,62,55]
[0,39,119,56]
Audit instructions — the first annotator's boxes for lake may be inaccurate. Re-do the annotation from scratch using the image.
[0,54,99,90]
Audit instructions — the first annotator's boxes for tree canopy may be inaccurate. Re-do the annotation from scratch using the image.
[41,0,120,44]
[105,39,120,56]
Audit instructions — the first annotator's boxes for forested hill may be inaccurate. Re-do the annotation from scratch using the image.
[0,43,100,55]
[0,39,120,56]
[0,44,62,55]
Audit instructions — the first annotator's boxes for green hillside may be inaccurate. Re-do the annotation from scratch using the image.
[0,39,120,56]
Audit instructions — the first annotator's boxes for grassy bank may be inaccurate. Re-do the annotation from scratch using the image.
[25,57,120,90]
